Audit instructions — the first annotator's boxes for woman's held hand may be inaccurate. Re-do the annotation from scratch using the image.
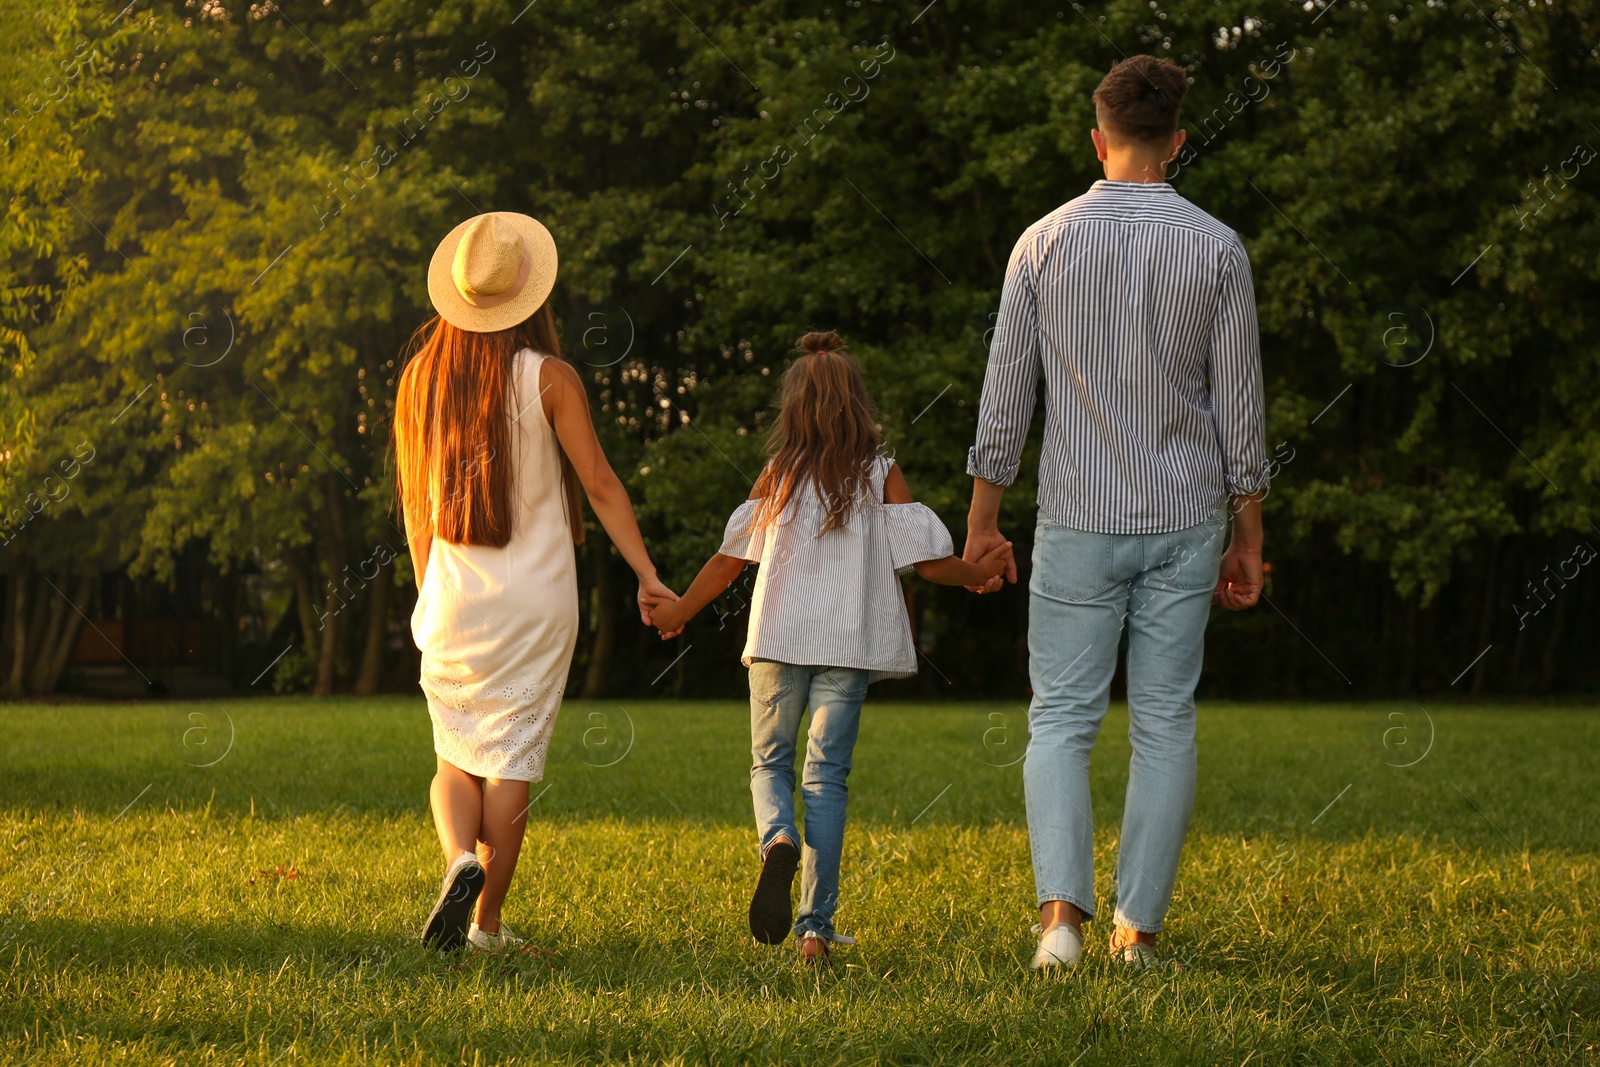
[637,574,679,626]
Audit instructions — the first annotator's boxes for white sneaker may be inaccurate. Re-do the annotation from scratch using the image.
[1117,942,1159,971]
[468,921,524,952]
[1030,922,1083,970]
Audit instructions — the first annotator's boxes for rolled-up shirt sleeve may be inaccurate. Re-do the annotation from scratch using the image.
[1209,239,1269,498]
[966,230,1043,487]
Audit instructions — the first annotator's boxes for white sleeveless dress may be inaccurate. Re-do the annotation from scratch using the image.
[410,349,579,783]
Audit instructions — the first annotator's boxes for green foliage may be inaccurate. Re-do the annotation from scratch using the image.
[2,0,1597,695]
[0,1,124,551]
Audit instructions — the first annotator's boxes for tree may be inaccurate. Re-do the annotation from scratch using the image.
[0,0,128,695]
[3,0,1596,699]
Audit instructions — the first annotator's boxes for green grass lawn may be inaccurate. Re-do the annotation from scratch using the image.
[1,697,1596,1066]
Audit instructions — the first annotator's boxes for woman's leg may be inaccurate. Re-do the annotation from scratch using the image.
[794,667,868,939]
[431,757,482,863]
[473,777,531,933]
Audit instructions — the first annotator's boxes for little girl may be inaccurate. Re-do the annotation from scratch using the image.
[649,331,1012,963]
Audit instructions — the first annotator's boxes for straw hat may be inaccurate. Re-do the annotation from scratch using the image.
[427,212,558,333]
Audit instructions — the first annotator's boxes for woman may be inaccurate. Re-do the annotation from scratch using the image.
[395,211,675,951]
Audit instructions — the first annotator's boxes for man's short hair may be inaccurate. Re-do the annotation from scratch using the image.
[1092,55,1189,145]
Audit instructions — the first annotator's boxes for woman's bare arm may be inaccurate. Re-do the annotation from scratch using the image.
[406,522,431,587]
[400,486,431,587]
[541,358,675,617]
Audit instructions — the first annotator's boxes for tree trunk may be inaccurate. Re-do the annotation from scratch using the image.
[354,562,390,695]
[21,567,52,688]
[6,565,30,696]
[1469,546,1498,696]
[581,529,619,698]
[257,589,300,688]
[315,475,349,695]
[27,572,71,694]
[0,573,14,684]
[1539,590,1567,693]
[289,554,319,655]
[314,584,341,696]
[32,572,93,695]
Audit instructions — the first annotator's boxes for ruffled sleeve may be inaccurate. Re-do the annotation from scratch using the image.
[718,499,766,561]
[883,503,954,575]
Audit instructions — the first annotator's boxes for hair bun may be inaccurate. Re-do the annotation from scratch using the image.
[798,330,845,355]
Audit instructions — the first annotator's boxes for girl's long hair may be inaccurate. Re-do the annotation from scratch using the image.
[750,331,882,533]
[393,303,583,547]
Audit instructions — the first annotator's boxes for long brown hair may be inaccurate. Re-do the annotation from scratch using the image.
[394,303,583,547]
[750,331,882,533]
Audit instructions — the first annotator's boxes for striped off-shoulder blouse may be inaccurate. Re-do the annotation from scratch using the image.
[718,455,952,682]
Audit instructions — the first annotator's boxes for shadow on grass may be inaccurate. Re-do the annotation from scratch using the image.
[2,699,1596,854]
[7,910,1594,1065]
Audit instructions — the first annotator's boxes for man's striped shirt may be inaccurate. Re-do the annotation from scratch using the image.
[967,179,1268,534]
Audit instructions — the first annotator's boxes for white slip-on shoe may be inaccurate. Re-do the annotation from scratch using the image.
[1030,922,1083,970]
[1117,941,1159,971]
[420,851,486,951]
[1110,927,1164,972]
[798,930,831,965]
[468,921,525,952]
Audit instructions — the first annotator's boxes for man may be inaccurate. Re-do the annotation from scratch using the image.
[963,55,1268,971]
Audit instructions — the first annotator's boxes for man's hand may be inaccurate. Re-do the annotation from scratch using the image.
[975,539,1015,585]
[964,477,1017,594]
[1215,492,1264,610]
[1213,545,1262,610]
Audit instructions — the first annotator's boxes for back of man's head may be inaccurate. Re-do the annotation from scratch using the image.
[1092,56,1189,147]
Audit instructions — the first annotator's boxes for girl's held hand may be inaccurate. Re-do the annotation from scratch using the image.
[651,600,686,639]
[962,525,1015,594]
[980,541,1014,578]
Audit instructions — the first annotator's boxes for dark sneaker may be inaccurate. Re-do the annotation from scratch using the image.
[748,839,799,944]
[421,852,486,950]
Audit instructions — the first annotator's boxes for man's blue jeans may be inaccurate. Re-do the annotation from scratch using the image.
[1024,511,1226,932]
[748,660,869,940]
